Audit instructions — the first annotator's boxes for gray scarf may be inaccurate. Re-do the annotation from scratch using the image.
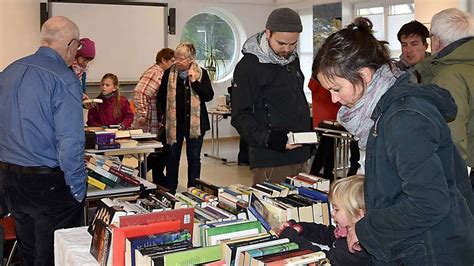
[337,64,402,150]
[241,31,297,66]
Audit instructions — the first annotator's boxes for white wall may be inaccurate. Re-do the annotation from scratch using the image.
[0,0,40,70]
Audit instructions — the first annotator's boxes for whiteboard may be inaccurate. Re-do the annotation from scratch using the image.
[50,2,167,82]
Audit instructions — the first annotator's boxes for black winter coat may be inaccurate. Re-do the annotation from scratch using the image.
[231,54,311,168]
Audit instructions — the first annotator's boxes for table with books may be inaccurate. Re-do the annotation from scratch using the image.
[55,178,333,266]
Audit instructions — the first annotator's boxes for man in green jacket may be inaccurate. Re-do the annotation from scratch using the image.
[415,8,474,187]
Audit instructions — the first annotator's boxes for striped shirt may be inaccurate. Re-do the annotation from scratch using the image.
[132,64,164,134]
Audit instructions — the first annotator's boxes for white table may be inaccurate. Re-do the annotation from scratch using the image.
[54,226,105,266]
[204,108,232,163]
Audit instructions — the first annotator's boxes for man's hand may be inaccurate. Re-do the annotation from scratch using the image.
[286,143,302,150]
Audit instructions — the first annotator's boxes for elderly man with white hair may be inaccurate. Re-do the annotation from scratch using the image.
[415,8,474,192]
[0,16,86,265]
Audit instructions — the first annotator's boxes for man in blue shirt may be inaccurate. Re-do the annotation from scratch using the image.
[0,16,86,265]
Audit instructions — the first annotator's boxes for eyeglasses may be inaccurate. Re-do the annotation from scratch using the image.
[67,38,82,50]
[175,56,190,62]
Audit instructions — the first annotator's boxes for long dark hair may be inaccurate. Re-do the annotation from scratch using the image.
[313,17,392,90]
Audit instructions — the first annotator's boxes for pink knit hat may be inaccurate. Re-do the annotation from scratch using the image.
[76,38,96,59]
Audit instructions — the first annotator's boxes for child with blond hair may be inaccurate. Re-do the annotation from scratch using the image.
[278,175,370,265]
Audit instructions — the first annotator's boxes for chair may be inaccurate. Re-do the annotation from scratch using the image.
[0,215,17,266]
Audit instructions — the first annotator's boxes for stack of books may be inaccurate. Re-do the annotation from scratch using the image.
[85,154,141,190]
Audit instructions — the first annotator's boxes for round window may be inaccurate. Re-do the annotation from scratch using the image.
[181,12,237,82]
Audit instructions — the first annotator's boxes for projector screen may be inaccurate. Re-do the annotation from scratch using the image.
[50,2,167,83]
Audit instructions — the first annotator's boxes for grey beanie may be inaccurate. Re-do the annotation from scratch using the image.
[265,8,302,33]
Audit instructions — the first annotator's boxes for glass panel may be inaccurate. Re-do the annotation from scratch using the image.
[357,7,383,16]
[181,13,236,81]
[389,3,414,15]
[387,13,415,55]
[362,14,384,41]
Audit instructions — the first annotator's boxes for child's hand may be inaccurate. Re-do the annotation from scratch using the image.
[276,220,302,237]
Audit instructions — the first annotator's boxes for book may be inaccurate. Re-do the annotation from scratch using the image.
[248,194,280,231]
[159,245,222,265]
[119,208,195,239]
[135,240,192,266]
[153,190,183,209]
[125,230,191,266]
[89,219,112,266]
[95,142,121,150]
[112,220,181,266]
[244,242,299,266]
[83,98,103,104]
[88,198,125,235]
[234,239,292,266]
[221,234,274,265]
[287,131,318,145]
[251,249,314,266]
[204,220,265,247]
[87,176,106,190]
[106,165,141,186]
[116,139,139,148]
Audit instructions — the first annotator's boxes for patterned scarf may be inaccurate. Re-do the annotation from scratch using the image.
[165,63,202,144]
[337,64,402,150]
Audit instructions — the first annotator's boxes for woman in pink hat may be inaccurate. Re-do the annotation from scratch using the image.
[71,38,95,104]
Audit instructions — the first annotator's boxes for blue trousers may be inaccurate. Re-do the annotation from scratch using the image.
[165,131,204,193]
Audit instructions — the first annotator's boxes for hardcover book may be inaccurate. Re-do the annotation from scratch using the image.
[112,220,181,266]
[118,208,195,239]
[125,230,191,266]
[89,219,112,266]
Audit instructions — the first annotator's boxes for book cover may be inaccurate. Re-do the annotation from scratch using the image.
[136,240,192,265]
[87,176,106,190]
[88,199,124,235]
[89,219,112,266]
[222,234,274,265]
[253,249,314,265]
[248,194,280,231]
[112,220,181,266]
[162,245,222,266]
[244,242,299,266]
[118,208,194,238]
[234,238,291,266]
[126,230,191,266]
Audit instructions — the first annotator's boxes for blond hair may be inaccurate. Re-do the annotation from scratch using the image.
[328,175,366,221]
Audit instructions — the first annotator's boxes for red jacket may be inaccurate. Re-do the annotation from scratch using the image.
[87,94,134,129]
[309,78,341,128]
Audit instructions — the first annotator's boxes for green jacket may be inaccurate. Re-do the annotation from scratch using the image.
[415,37,474,167]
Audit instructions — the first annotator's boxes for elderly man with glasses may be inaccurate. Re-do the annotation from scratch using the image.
[0,16,86,265]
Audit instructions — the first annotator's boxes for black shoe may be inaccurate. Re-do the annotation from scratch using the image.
[238,161,249,166]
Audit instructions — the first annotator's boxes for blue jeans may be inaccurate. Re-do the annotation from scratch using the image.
[165,131,204,193]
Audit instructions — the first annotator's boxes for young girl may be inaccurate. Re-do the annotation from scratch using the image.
[87,73,134,129]
[278,175,370,265]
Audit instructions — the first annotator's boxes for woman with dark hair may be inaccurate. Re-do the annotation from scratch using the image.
[313,17,473,265]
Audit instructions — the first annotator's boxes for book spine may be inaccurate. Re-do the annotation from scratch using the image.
[88,176,106,190]
[86,162,119,182]
[108,166,141,186]
[95,142,120,150]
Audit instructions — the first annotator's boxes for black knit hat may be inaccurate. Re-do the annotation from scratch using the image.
[265,8,302,33]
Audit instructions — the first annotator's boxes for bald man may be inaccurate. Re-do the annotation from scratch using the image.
[0,16,86,265]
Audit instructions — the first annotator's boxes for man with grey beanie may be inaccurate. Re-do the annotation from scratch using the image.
[231,8,311,185]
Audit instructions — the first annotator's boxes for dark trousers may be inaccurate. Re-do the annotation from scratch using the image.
[165,131,204,194]
[310,135,335,181]
[238,138,249,164]
[1,165,83,266]
[348,140,360,176]
[144,146,168,187]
